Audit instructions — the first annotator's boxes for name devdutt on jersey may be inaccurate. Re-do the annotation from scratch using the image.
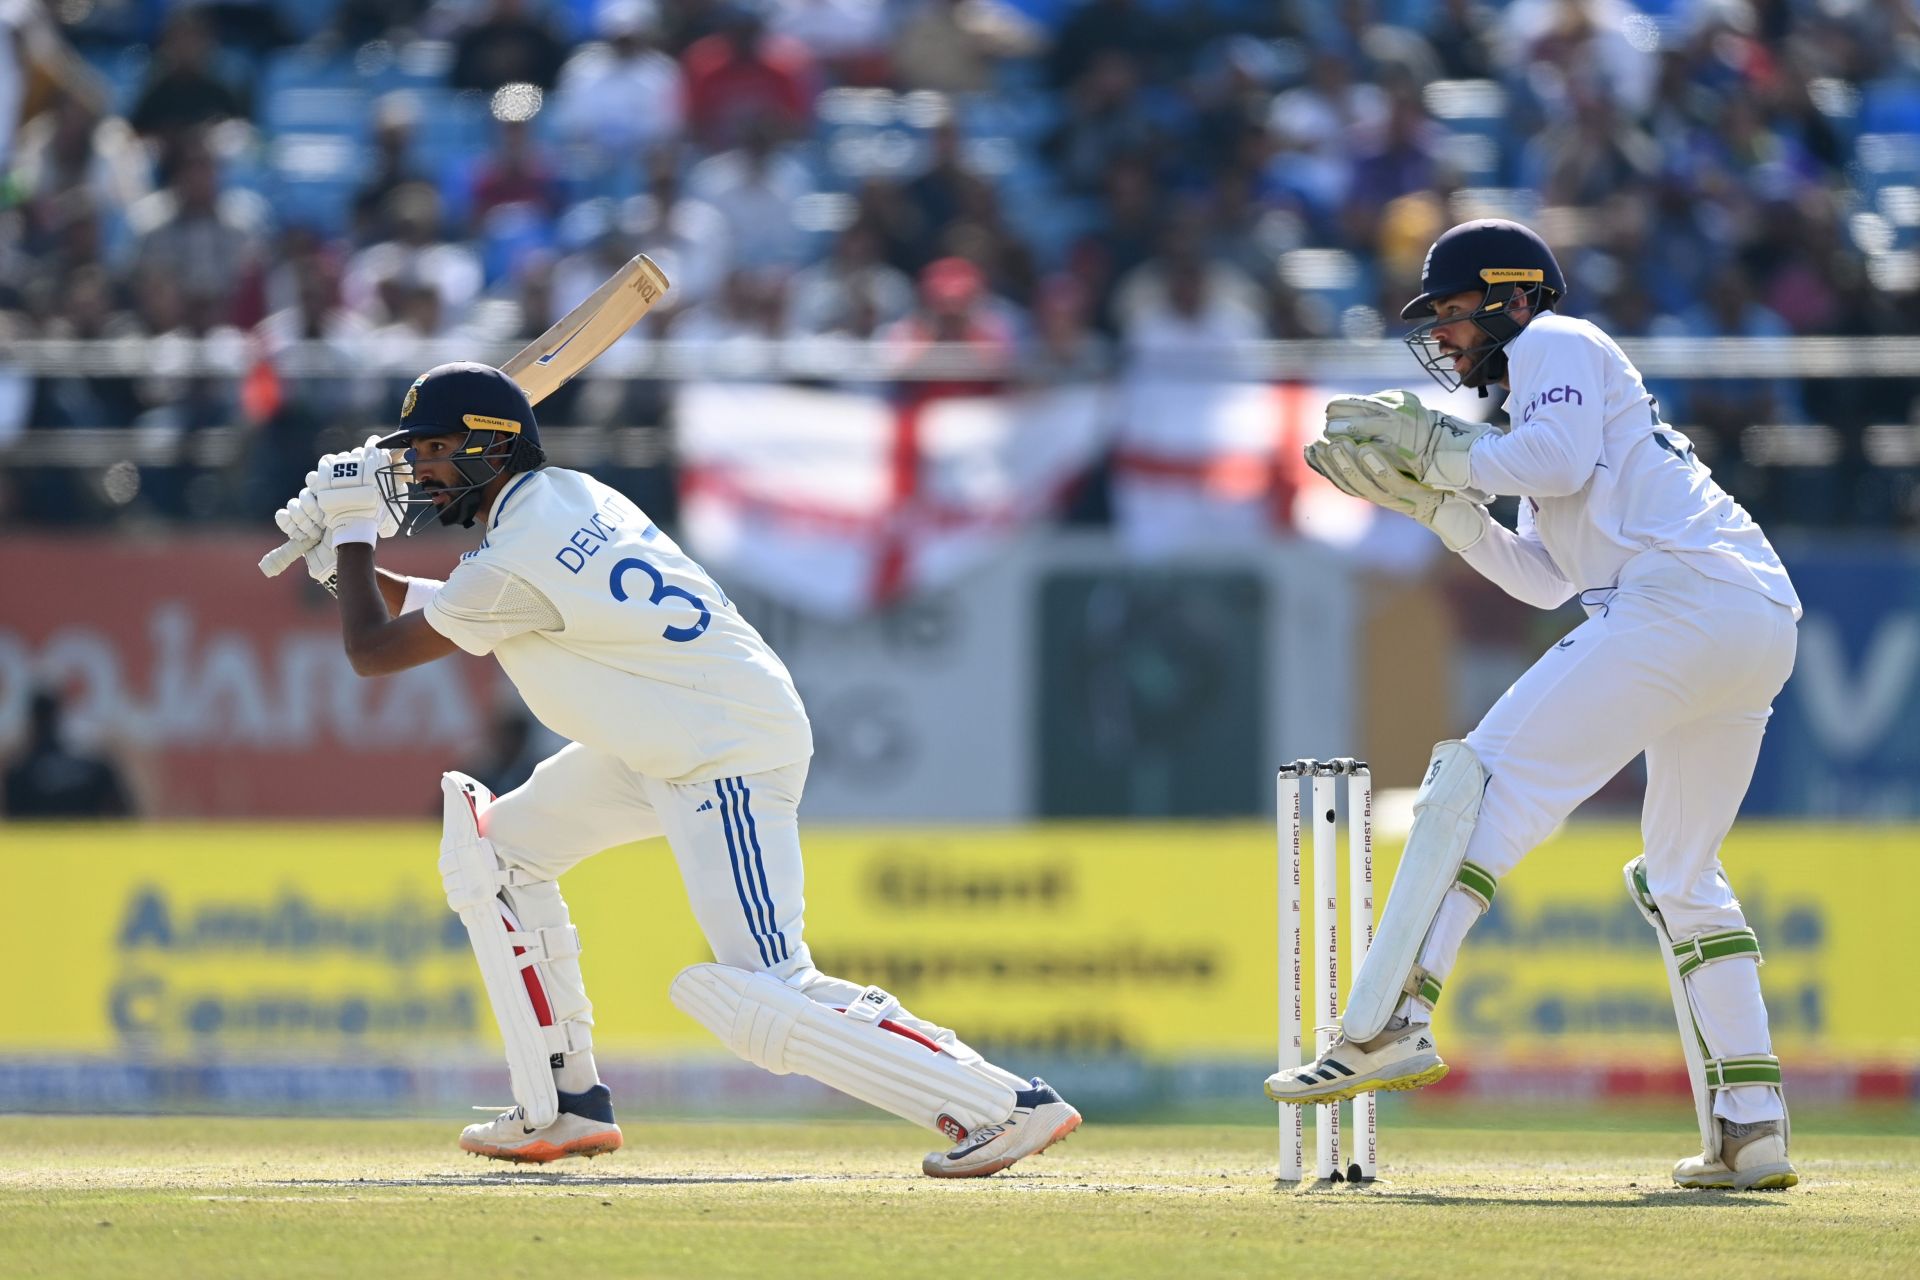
[424,467,812,783]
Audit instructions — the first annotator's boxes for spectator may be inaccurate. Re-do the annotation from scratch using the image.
[686,111,816,271]
[451,0,569,94]
[12,95,151,243]
[673,266,790,353]
[1046,51,1159,197]
[1265,56,1388,226]
[902,117,974,257]
[1671,261,1807,429]
[30,262,143,429]
[681,0,817,148]
[1504,0,1656,120]
[127,132,269,325]
[1427,0,1497,80]
[3,688,134,819]
[1045,0,1165,92]
[882,255,1018,399]
[468,117,565,232]
[769,0,892,83]
[1073,154,1166,333]
[1026,272,1105,382]
[128,11,249,144]
[788,219,914,336]
[1112,232,1271,557]
[613,149,734,313]
[1521,81,1659,208]
[551,0,687,157]
[1339,77,1449,255]
[1113,219,1266,341]
[352,94,429,247]
[342,183,484,324]
[892,0,1041,94]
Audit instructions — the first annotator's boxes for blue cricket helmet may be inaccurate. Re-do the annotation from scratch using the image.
[1402,219,1567,393]
[374,362,547,532]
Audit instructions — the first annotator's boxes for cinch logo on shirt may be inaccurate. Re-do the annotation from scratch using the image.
[1520,384,1584,422]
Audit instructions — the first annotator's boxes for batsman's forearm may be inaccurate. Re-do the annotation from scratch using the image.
[336,543,395,676]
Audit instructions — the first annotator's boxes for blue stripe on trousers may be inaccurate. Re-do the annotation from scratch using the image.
[725,775,787,955]
[735,779,786,962]
[714,780,772,968]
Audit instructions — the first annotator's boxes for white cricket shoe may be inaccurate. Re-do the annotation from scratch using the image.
[1674,1119,1798,1190]
[460,1084,624,1164]
[921,1078,1082,1179]
[1264,1017,1449,1105]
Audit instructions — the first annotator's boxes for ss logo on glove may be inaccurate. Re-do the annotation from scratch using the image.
[332,461,360,479]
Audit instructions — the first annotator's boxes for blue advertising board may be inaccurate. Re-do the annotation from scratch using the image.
[1749,542,1920,815]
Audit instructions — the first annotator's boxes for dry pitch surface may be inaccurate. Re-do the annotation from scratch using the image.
[2,1114,1916,1279]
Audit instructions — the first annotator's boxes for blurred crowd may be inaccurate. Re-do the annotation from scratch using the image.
[4,0,1920,530]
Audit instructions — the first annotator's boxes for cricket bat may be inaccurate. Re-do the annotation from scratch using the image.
[258,253,671,579]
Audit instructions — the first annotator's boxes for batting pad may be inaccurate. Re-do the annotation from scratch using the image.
[670,964,1017,1137]
[1343,739,1489,1042]
[440,772,587,1130]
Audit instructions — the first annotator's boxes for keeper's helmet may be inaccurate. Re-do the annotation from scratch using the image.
[1402,219,1566,394]
[373,362,547,533]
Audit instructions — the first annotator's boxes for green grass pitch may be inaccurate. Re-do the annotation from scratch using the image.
[2,1112,1917,1279]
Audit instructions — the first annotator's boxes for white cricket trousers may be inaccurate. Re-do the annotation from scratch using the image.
[476,751,1026,1101]
[1414,558,1799,1123]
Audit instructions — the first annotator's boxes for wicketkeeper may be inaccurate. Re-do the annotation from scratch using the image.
[1268,220,1802,1191]
[274,361,1080,1175]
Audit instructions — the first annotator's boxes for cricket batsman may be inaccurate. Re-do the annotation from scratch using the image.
[1268,220,1802,1191]
[273,361,1080,1176]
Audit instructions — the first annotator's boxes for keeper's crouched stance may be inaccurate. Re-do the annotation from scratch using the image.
[1273,221,1801,1190]
[282,361,1079,1176]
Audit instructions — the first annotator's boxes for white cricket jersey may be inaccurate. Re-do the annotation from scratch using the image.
[423,467,812,782]
[1462,312,1801,617]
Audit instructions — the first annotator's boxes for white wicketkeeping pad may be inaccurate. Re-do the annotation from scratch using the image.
[1342,739,1487,1042]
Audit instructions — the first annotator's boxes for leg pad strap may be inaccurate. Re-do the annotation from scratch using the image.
[1674,928,1762,978]
[1706,1054,1783,1089]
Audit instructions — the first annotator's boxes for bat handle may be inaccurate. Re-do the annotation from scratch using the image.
[259,537,312,578]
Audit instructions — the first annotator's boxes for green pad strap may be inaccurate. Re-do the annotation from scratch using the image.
[1673,927,1762,978]
[1705,1054,1783,1089]
[1629,860,1656,912]
[1455,861,1498,910]
[1400,966,1444,1009]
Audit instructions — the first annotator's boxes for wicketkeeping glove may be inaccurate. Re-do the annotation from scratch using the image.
[1304,437,1487,552]
[1321,389,1495,491]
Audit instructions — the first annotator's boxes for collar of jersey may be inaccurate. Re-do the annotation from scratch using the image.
[486,471,539,532]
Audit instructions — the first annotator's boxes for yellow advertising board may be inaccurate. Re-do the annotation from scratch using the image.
[8,822,1918,1065]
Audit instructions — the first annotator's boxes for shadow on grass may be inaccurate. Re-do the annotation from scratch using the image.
[265,1172,887,1189]
[1358,1189,1795,1209]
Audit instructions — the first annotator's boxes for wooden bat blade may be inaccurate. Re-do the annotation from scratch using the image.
[500,253,671,405]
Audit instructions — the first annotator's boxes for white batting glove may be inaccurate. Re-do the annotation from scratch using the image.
[305,435,399,548]
[1305,438,1487,552]
[274,489,339,594]
[1322,389,1495,491]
